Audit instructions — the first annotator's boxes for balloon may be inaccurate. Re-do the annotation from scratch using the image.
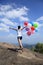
[31,26,35,31]
[33,22,38,28]
[24,22,28,26]
[25,28,29,31]
[29,21,34,26]
[27,31,31,36]
[28,23,32,28]
[31,30,35,34]
[35,29,38,32]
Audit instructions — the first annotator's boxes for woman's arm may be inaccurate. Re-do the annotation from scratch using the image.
[9,27,17,31]
[21,27,26,30]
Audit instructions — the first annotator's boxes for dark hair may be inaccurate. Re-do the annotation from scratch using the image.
[18,26,21,29]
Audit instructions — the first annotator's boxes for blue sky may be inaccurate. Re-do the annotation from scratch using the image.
[0,0,43,45]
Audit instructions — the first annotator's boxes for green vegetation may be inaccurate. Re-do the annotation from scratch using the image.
[32,43,43,54]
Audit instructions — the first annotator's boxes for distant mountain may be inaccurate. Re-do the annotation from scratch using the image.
[0,42,43,65]
[23,44,36,49]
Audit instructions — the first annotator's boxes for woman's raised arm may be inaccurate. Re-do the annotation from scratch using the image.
[21,27,26,30]
[9,27,17,31]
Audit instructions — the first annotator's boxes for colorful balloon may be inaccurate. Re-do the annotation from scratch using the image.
[31,26,35,31]
[25,28,29,31]
[35,29,38,32]
[24,21,39,36]
[24,21,28,26]
[31,30,35,34]
[29,21,34,26]
[33,22,38,28]
[28,23,32,28]
[27,31,31,36]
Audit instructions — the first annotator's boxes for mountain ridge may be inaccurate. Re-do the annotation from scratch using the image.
[0,42,43,65]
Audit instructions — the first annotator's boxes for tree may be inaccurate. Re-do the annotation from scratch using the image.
[34,43,43,54]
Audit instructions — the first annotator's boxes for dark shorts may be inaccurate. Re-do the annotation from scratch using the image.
[17,36,22,40]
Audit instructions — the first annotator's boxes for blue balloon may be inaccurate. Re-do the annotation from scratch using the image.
[35,29,38,32]
[29,21,34,26]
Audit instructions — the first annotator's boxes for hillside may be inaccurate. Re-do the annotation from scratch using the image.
[0,42,43,65]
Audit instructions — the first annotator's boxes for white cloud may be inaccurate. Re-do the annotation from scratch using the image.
[5,6,29,20]
[0,23,9,32]
[0,18,14,26]
[36,16,43,28]
[0,4,29,21]
[0,5,12,11]
[36,16,43,21]
[0,11,5,16]
[0,4,29,32]
[0,28,9,32]
[19,16,29,21]
[23,6,29,11]
[0,23,9,28]
[0,18,19,32]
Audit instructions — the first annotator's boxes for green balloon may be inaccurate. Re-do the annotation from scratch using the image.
[33,23,38,28]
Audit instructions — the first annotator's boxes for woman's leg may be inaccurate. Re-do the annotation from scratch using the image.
[17,39,23,50]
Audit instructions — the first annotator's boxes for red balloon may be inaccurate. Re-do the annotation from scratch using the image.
[27,31,31,36]
[31,26,35,31]
[24,22,28,26]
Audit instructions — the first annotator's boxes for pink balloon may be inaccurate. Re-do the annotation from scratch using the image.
[27,31,31,36]
[31,30,35,34]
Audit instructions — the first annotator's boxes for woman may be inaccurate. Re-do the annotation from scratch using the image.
[9,26,25,52]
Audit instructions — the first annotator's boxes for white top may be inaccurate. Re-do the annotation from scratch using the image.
[17,29,22,37]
